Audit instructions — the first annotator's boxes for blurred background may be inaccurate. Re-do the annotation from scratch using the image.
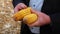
[0,0,21,34]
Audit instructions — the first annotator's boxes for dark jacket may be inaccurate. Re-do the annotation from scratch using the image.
[12,0,60,34]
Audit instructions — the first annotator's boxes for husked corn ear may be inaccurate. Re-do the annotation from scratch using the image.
[23,14,38,24]
[13,7,31,21]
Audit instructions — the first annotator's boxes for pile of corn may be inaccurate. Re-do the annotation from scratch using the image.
[0,0,21,34]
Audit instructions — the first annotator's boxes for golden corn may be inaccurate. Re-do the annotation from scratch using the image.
[23,14,38,24]
[13,7,31,21]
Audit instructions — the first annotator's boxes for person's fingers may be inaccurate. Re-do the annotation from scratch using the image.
[14,3,27,13]
[28,20,40,27]
[14,7,19,13]
[27,17,40,27]
[28,21,41,27]
[14,5,22,13]
[19,3,27,9]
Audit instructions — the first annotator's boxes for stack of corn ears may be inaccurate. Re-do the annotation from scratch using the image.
[0,0,21,34]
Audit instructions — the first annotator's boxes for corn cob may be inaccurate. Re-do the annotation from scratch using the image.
[13,7,31,21]
[23,14,38,24]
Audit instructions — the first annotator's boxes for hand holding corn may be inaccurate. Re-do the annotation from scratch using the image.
[13,7,50,27]
[13,7,38,25]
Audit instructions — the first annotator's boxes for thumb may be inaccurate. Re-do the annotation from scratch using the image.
[31,9,41,15]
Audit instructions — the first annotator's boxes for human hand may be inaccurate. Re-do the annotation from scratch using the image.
[14,3,27,13]
[27,9,51,27]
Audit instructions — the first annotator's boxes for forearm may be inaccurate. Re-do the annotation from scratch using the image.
[41,12,60,28]
[43,13,51,24]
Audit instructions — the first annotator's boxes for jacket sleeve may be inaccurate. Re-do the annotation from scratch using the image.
[12,0,24,7]
[40,13,60,34]
[49,13,60,32]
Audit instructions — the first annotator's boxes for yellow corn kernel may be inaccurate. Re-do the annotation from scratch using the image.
[13,7,31,21]
[23,14,38,24]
